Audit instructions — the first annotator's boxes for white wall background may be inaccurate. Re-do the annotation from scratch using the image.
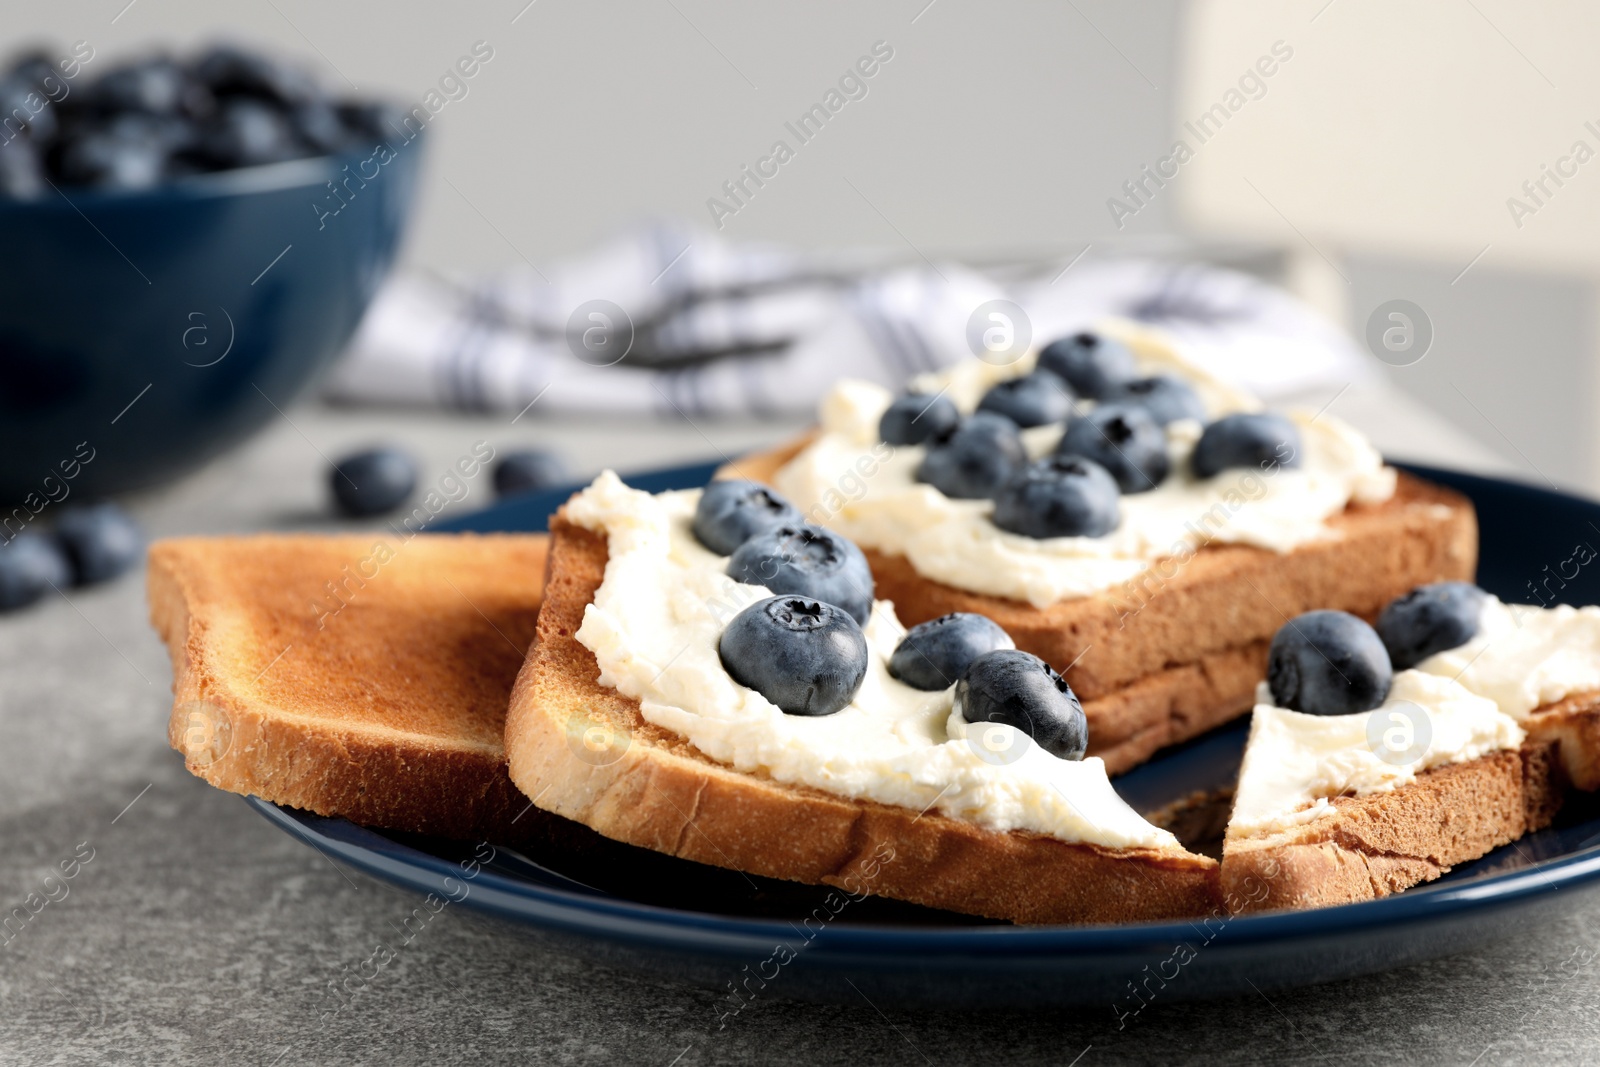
[9,0,1181,266]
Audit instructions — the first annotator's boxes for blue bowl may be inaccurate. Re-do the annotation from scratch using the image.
[0,143,421,505]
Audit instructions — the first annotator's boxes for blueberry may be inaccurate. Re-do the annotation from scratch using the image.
[879,392,960,446]
[889,612,1014,691]
[54,503,144,585]
[718,595,868,716]
[728,523,874,624]
[59,130,168,190]
[330,448,417,517]
[291,98,350,154]
[992,455,1120,539]
[0,139,44,199]
[1055,402,1169,493]
[1191,413,1302,479]
[1376,582,1489,669]
[1107,374,1206,425]
[337,101,410,144]
[0,76,57,142]
[976,372,1074,429]
[193,45,318,107]
[92,58,194,116]
[0,532,71,610]
[695,480,802,556]
[196,99,303,168]
[57,113,194,189]
[6,52,58,95]
[955,649,1088,761]
[1036,332,1137,399]
[915,412,1027,500]
[1267,610,1393,715]
[492,449,570,499]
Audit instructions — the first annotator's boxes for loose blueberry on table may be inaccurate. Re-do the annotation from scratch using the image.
[889,612,1014,691]
[330,447,418,518]
[915,412,1027,500]
[1267,610,1394,715]
[1106,374,1206,426]
[718,595,868,716]
[1056,402,1170,494]
[0,532,72,611]
[955,649,1089,761]
[879,392,960,446]
[491,449,570,500]
[727,522,875,624]
[54,503,144,584]
[694,480,803,555]
[991,455,1121,539]
[1376,581,1488,670]
[1190,412,1303,479]
[1036,331,1137,399]
[975,372,1074,429]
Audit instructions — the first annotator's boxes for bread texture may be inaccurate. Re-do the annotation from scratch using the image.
[150,533,550,841]
[1081,639,1265,775]
[1523,692,1600,791]
[1220,742,1564,913]
[503,512,1224,925]
[730,435,1478,701]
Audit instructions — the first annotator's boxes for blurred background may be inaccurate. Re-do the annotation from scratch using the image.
[0,0,1594,524]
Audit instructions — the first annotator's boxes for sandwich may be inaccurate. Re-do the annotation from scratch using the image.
[729,321,1475,773]
[1391,582,1600,789]
[1220,605,1563,912]
[504,473,1223,924]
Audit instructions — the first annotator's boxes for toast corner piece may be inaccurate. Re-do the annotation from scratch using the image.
[1220,743,1566,915]
[506,510,1224,925]
[149,533,550,842]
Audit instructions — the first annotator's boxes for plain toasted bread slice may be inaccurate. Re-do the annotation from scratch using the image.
[728,437,1477,700]
[503,511,1223,925]
[1220,743,1564,913]
[150,533,549,841]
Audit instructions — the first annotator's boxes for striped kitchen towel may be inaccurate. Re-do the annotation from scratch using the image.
[322,220,1369,417]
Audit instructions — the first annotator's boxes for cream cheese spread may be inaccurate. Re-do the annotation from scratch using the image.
[1227,671,1524,839]
[773,334,1396,608]
[1415,597,1600,717]
[565,470,1177,849]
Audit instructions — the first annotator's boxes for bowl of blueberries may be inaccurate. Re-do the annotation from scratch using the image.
[0,42,422,504]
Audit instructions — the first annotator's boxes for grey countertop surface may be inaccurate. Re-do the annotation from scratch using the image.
[3,388,1594,1067]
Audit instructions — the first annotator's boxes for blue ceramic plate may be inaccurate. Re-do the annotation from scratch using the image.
[249,459,1600,1007]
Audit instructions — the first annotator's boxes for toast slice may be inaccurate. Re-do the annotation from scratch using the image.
[1408,598,1600,791]
[730,435,1477,703]
[1222,744,1563,912]
[1218,674,1565,913]
[150,533,550,841]
[504,509,1223,925]
[1082,639,1265,775]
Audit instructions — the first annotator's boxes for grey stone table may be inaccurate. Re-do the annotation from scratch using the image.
[2,387,1594,1067]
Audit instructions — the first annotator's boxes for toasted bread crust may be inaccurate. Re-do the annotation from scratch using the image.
[150,534,549,841]
[1084,639,1266,775]
[1523,692,1600,791]
[1220,742,1565,913]
[504,514,1223,925]
[730,437,1478,701]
